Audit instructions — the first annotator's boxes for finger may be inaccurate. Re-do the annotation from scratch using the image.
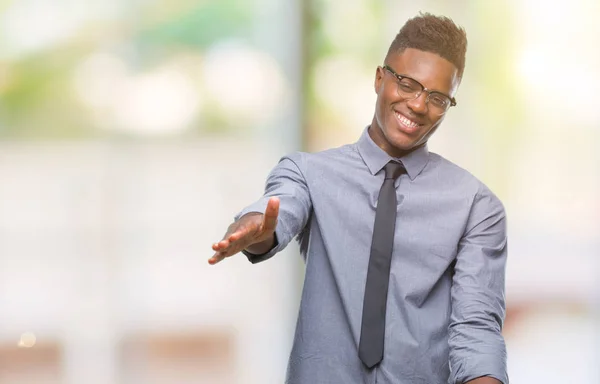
[208,251,227,265]
[212,239,230,251]
[210,237,251,263]
[262,197,280,231]
[228,225,254,242]
[213,224,249,250]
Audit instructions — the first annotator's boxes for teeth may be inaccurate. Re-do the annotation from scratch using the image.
[396,112,419,128]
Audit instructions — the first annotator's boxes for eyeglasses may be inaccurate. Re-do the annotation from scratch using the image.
[382,65,456,116]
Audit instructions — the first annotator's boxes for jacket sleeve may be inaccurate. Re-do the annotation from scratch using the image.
[448,186,509,384]
[237,152,312,263]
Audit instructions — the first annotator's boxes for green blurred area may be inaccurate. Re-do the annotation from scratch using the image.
[0,0,541,184]
[0,0,254,139]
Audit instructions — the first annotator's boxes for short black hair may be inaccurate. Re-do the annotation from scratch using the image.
[386,12,468,80]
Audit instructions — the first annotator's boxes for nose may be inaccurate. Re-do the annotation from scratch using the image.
[406,92,428,114]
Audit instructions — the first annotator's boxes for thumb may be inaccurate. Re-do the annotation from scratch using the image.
[262,197,279,232]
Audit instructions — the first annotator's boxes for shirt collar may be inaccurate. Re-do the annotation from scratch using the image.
[356,126,430,180]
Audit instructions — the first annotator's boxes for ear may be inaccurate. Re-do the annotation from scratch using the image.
[374,66,384,94]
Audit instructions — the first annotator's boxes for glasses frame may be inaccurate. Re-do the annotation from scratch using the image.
[382,65,457,113]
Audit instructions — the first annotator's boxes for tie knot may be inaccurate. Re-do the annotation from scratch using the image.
[384,161,405,180]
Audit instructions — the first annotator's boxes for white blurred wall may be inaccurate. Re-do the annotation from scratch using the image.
[0,140,300,384]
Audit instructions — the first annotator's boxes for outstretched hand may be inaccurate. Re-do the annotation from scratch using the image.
[208,197,280,265]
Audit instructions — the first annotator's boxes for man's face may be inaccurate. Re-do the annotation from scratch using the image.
[371,48,460,156]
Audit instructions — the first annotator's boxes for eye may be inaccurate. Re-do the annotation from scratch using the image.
[398,80,418,93]
[430,94,450,107]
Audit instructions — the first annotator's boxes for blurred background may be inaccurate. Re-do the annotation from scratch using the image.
[0,0,598,383]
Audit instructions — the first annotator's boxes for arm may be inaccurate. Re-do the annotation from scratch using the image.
[209,154,312,264]
[448,187,508,384]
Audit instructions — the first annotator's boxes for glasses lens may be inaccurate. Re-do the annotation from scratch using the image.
[428,92,452,115]
[396,77,421,97]
[385,67,454,116]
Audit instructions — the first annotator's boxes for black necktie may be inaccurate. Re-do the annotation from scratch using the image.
[359,161,405,368]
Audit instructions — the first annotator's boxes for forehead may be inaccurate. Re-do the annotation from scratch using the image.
[387,48,459,95]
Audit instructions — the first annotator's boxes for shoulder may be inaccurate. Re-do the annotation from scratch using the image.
[281,143,359,170]
[428,152,505,213]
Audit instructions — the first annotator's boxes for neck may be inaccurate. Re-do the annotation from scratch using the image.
[367,123,425,158]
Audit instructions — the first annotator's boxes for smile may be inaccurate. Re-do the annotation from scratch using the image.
[394,111,422,132]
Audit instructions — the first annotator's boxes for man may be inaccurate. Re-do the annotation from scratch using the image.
[209,13,508,384]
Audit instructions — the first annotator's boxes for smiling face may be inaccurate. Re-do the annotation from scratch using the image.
[370,48,460,157]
